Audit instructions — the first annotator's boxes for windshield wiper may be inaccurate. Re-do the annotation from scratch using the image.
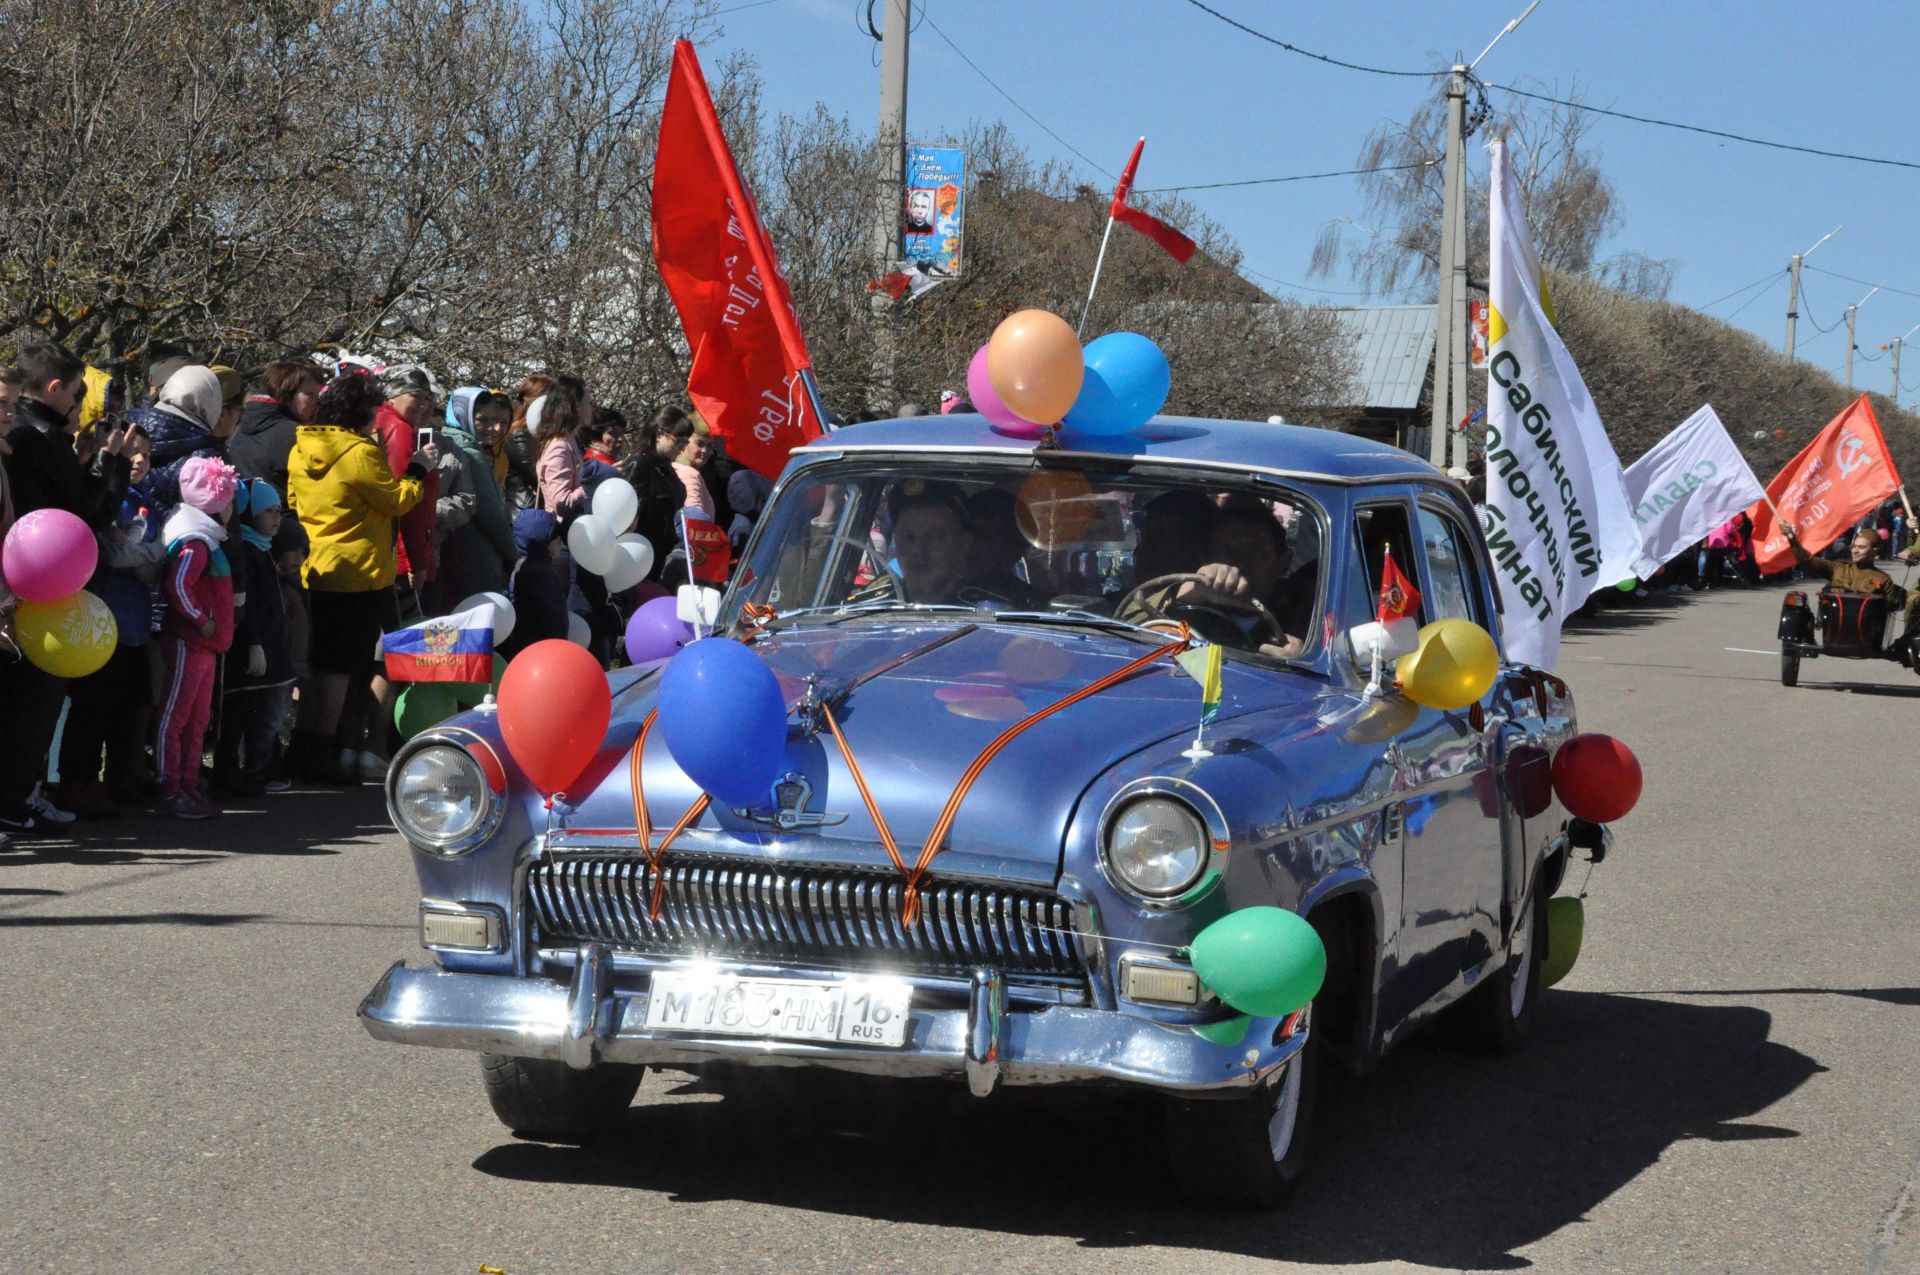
[765,599,980,629]
[988,609,1167,642]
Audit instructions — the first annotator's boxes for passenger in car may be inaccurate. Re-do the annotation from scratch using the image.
[887,479,973,604]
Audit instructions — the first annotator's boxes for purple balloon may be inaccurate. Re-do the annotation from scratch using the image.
[967,344,1046,439]
[2,508,98,602]
[624,596,695,665]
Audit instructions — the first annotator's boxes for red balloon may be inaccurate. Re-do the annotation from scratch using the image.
[1550,733,1641,824]
[498,639,611,800]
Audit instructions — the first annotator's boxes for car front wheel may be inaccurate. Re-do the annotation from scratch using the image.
[1165,1011,1318,1210]
[480,1053,644,1141]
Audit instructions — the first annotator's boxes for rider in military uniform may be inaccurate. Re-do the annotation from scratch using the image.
[1786,523,1917,660]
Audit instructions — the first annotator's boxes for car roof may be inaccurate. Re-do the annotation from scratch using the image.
[798,414,1444,486]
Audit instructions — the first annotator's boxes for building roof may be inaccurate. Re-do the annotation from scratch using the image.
[1324,304,1436,412]
[799,414,1441,485]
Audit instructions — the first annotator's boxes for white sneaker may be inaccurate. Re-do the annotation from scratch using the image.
[358,751,391,781]
[27,783,76,824]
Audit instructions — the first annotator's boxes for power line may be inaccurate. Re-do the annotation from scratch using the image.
[1795,278,1842,334]
[1240,265,1389,297]
[712,0,788,15]
[1484,81,1920,171]
[1723,273,1783,322]
[1138,160,1434,193]
[919,15,1116,180]
[1180,0,1437,78]
[1802,265,1920,303]
[1696,269,1784,311]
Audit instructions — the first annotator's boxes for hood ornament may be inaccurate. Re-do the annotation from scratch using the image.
[738,772,848,831]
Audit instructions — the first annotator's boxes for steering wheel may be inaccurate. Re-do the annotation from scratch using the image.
[1116,572,1290,650]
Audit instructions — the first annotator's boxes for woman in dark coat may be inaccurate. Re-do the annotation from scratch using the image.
[502,373,551,512]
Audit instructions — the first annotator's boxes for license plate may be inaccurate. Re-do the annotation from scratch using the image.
[642,972,913,1048]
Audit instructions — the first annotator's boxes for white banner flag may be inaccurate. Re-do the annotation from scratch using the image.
[1621,404,1767,577]
[1480,138,1641,670]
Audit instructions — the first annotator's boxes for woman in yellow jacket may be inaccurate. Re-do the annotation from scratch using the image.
[287,371,429,784]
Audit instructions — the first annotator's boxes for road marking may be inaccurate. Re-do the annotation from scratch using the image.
[1724,647,1778,655]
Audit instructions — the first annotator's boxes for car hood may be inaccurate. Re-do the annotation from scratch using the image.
[554,621,1336,881]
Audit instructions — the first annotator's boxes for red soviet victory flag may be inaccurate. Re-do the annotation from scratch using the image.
[1110,138,1196,263]
[1748,394,1900,573]
[652,39,822,481]
[1376,543,1421,625]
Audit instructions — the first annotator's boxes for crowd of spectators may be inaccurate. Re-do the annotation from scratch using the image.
[0,344,753,839]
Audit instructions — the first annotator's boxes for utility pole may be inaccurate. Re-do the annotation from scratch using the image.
[1784,253,1801,361]
[868,0,910,411]
[1845,284,1881,390]
[1894,337,1905,402]
[1784,225,1841,362]
[1428,64,1467,470]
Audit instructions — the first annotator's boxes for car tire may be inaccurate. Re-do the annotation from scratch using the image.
[1456,877,1547,1054]
[480,1053,643,1141]
[1164,1012,1318,1210]
[1781,647,1800,687]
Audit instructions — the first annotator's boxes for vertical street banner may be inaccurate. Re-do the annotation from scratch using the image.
[1481,138,1641,671]
[1747,394,1900,573]
[1621,404,1767,576]
[652,39,822,482]
[902,144,965,278]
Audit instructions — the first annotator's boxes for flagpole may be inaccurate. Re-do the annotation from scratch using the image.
[1077,215,1118,339]
[800,367,833,434]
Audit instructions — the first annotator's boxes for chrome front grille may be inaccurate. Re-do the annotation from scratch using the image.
[526,853,1083,979]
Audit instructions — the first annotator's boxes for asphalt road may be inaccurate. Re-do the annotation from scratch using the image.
[3,582,1916,1274]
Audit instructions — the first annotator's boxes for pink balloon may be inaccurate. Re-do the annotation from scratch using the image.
[2,508,98,602]
[967,345,1046,439]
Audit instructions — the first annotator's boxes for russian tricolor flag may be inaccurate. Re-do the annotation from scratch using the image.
[382,602,495,683]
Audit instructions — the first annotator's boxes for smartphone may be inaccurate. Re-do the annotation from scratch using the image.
[417,426,434,452]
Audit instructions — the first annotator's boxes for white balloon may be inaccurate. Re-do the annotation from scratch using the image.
[567,612,590,647]
[454,590,516,644]
[592,477,640,536]
[602,534,656,592]
[567,516,617,575]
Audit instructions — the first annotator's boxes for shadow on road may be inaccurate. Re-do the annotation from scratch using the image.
[472,991,1822,1269]
[0,786,391,866]
[1790,679,1920,698]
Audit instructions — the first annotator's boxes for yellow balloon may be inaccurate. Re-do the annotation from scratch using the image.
[985,309,1084,423]
[16,590,117,678]
[1540,895,1585,988]
[1398,617,1498,711]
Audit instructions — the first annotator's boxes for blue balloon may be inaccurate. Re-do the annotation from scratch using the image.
[1061,332,1170,436]
[656,638,790,810]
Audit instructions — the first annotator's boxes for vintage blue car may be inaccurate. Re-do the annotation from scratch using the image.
[360,415,1600,1208]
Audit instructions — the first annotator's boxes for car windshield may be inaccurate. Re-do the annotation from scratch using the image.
[728,458,1328,661]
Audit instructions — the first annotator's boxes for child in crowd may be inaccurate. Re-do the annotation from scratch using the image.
[155,456,238,819]
[502,509,569,658]
[214,480,296,795]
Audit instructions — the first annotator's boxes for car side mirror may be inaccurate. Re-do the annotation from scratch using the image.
[1345,618,1419,683]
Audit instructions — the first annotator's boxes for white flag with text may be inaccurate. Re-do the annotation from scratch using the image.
[1480,138,1641,670]
[1621,404,1766,577]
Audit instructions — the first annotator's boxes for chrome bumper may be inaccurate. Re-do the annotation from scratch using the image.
[357,948,1304,1096]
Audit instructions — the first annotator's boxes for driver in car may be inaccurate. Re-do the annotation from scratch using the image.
[1179,495,1310,660]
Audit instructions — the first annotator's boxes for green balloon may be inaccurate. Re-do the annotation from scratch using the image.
[395,682,462,737]
[1615,578,1638,593]
[1540,896,1585,988]
[1188,907,1327,1018]
[1192,1015,1251,1046]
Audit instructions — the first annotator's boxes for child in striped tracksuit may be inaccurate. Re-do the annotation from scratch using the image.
[155,456,238,819]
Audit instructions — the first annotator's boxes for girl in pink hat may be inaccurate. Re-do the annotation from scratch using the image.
[155,455,238,818]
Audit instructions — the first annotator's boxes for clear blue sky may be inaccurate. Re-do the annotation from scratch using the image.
[708,0,1920,408]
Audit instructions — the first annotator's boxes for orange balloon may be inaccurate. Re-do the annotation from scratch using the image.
[986,309,1084,423]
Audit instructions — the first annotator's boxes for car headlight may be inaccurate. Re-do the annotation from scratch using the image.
[1104,797,1209,898]
[390,744,493,854]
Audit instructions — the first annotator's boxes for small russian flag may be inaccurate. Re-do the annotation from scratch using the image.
[382,602,495,683]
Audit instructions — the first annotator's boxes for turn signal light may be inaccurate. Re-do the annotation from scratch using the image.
[1783,591,1806,608]
[421,905,501,952]
[1120,953,1200,1005]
